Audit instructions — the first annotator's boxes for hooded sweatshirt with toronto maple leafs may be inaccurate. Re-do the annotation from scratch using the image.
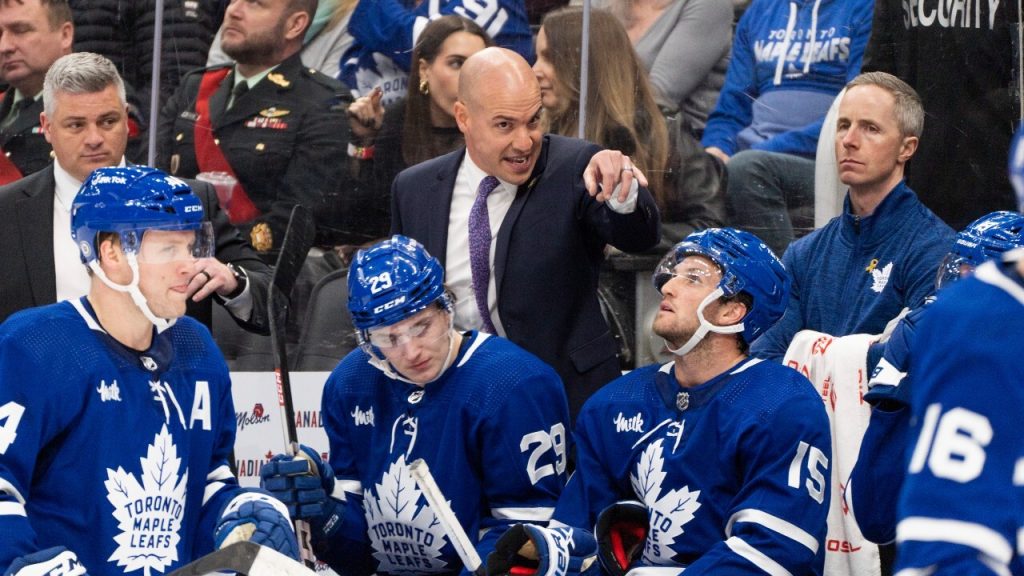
[701,0,874,157]
[751,181,955,362]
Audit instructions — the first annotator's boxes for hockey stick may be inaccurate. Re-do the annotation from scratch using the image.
[167,541,317,576]
[268,204,317,568]
[409,458,487,576]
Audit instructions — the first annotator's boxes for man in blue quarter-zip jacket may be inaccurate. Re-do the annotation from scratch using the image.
[751,72,953,362]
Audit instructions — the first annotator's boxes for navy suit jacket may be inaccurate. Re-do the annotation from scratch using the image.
[0,165,271,332]
[391,134,661,419]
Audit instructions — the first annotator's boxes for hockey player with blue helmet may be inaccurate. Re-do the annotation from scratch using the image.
[847,208,1024,550]
[495,228,832,576]
[0,166,300,576]
[892,125,1024,575]
[259,235,582,576]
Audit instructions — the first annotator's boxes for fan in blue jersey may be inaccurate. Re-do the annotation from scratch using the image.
[0,166,298,576]
[494,228,832,576]
[891,126,1024,576]
[847,210,1024,547]
[339,0,533,105]
[259,235,576,576]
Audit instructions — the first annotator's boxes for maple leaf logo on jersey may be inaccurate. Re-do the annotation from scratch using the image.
[630,438,701,565]
[105,424,188,575]
[870,262,893,293]
[364,455,448,574]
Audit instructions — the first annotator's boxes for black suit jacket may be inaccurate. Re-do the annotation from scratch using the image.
[0,165,271,331]
[391,134,661,418]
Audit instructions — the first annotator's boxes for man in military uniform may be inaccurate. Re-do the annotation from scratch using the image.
[0,0,145,182]
[157,0,359,253]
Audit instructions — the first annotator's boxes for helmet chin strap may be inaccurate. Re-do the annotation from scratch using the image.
[665,287,744,357]
[88,253,176,333]
[364,315,460,386]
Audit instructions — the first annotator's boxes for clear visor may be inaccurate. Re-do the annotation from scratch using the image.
[128,222,215,264]
[366,307,449,349]
[653,253,721,293]
[935,253,975,290]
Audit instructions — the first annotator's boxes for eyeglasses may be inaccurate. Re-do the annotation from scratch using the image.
[367,309,448,349]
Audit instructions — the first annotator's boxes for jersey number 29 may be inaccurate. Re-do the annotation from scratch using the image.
[520,424,567,485]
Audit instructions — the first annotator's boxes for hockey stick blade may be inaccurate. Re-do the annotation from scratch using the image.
[409,458,486,576]
[267,204,317,568]
[167,541,318,576]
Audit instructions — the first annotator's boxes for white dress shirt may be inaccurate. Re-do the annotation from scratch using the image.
[446,155,516,335]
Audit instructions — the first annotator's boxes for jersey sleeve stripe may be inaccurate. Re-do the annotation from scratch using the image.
[0,478,26,504]
[896,517,1013,564]
[204,481,228,505]
[725,508,819,553]
[893,568,938,576]
[724,536,794,576]
[976,260,1024,305]
[206,465,234,482]
[491,506,555,521]
[337,479,362,497]
[615,567,683,576]
[0,501,26,516]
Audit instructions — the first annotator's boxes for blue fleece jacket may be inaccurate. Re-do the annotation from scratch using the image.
[701,0,874,158]
[752,181,955,361]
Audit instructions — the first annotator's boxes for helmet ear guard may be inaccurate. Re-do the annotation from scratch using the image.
[653,228,790,354]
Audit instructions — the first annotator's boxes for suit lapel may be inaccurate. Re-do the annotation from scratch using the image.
[494,137,550,291]
[428,151,462,266]
[15,169,57,305]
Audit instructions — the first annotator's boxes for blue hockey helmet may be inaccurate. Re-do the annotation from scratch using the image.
[1010,122,1024,212]
[936,210,1024,288]
[71,166,211,264]
[654,228,790,346]
[347,235,449,332]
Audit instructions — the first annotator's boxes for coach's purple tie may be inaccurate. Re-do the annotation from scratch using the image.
[469,176,499,333]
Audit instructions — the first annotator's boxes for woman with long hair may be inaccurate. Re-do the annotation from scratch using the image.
[534,6,725,240]
[346,16,492,237]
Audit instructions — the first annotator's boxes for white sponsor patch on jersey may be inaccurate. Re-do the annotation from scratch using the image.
[105,424,188,574]
[352,405,375,427]
[96,380,122,402]
[614,411,645,433]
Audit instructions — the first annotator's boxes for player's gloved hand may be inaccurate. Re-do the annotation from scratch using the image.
[595,501,648,576]
[259,444,345,541]
[4,546,89,576]
[214,489,300,561]
[488,524,598,576]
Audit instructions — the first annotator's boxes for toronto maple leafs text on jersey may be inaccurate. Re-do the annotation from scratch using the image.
[0,298,244,575]
[554,358,832,575]
[311,332,570,575]
[895,256,1024,575]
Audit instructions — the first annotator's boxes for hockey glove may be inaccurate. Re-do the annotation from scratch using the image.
[595,501,648,576]
[4,546,88,576]
[214,489,300,561]
[259,444,345,542]
[488,524,598,576]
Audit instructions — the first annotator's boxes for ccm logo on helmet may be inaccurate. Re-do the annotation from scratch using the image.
[373,296,406,314]
[184,205,202,213]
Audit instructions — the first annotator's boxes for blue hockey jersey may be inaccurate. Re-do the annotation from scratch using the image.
[0,298,242,575]
[339,0,533,105]
[895,254,1024,575]
[315,331,569,576]
[554,358,832,575]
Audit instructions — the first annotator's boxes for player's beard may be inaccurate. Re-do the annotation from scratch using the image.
[653,313,697,351]
[222,20,286,67]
